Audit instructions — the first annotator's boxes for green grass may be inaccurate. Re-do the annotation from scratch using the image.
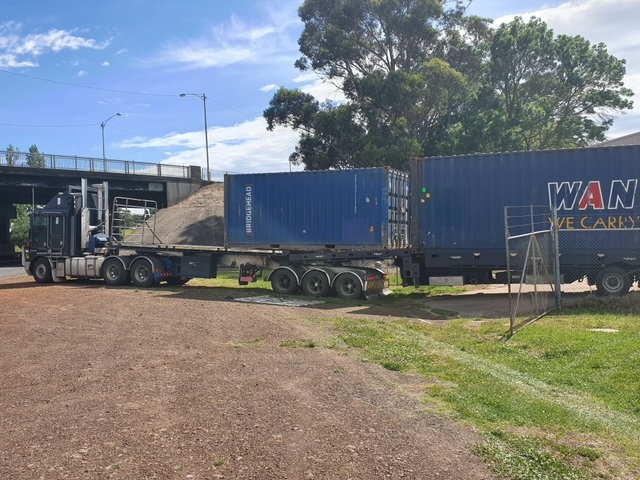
[188,269,466,299]
[188,268,271,287]
[332,305,640,479]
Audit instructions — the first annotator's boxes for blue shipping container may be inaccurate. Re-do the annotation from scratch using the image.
[225,168,409,250]
[411,145,640,259]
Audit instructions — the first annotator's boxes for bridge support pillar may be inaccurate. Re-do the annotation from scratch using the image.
[166,180,203,207]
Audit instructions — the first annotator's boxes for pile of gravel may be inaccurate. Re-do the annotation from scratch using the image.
[147,182,225,247]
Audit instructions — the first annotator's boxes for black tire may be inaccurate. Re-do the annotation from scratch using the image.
[301,270,330,297]
[595,267,631,296]
[270,269,299,295]
[102,257,130,286]
[32,258,53,284]
[166,277,190,286]
[334,273,363,299]
[130,258,156,288]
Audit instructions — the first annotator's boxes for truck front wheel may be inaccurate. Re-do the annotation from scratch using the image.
[131,258,156,288]
[32,258,53,284]
[595,267,631,296]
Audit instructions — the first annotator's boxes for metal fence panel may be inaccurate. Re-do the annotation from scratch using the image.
[505,205,560,336]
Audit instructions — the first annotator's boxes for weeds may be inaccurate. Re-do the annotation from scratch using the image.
[280,338,317,348]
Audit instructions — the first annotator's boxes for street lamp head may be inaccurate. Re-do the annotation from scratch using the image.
[116,112,122,116]
[180,93,205,100]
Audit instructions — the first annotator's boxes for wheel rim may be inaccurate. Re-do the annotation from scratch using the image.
[277,274,292,290]
[340,278,357,296]
[307,276,325,294]
[135,264,150,283]
[35,263,47,279]
[105,264,120,281]
[604,274,623,293]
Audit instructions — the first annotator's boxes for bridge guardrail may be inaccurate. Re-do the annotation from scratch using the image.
[0,151,192,179]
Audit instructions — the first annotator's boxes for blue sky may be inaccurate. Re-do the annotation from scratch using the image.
[0,0,638,180]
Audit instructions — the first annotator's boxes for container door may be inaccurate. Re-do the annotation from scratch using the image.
[387,170,410,249]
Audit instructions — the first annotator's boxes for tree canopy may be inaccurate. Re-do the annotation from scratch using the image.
[5,144,19,166]
[10,204,30,248]
[264,1,633,170]
[27,144,45,168]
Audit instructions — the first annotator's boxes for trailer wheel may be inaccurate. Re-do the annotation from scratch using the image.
[334,273,363,299]
[301,271,330,297]
[102,257,130,286]
[166,277,189,286]
[270,269,298,295]
[595,267,631,296]
[130,258,155,288]
[32,258,53,284]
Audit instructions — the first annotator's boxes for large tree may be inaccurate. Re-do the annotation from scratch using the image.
[265,0,485,170]
[440,17,634,153]
[266,5,633,169]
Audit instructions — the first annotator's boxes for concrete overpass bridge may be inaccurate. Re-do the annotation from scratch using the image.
[0,150,206,255]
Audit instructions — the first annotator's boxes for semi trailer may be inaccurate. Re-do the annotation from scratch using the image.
[21,145,640,297]
[400,144,640,295]
[22,168,409,299]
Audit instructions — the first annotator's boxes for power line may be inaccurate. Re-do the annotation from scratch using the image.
[0,67,256,119]
[0,68,176,97]
[0,122,97,127]
[107,124,149,138]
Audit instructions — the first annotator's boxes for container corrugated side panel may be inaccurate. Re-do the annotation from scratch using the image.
[225,168,409,250]
[411,145,640,251]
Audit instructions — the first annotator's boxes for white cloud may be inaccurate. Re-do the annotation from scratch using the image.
[77,70,87,77]
[259,75,344,100]
[0,22,110,68]
[156,41,254,69]
[0,52,36,67]
[151,6,301,70]
[300,77,345,103]
[102,61,110,67]
[119,117,301,180]
[15,30,109,55]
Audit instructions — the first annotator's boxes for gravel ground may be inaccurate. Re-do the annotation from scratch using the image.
[0,274,497,480]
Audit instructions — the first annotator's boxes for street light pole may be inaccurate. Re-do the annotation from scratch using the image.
[180,93,210,181]
[101,113,122,160]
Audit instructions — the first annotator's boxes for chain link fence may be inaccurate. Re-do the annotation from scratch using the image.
[556,211,640,297]
[505,206,560,336]
[506,205,640,336]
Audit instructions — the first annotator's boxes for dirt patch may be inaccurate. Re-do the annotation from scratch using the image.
[133,182,226,247]
[0,274,496,479]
